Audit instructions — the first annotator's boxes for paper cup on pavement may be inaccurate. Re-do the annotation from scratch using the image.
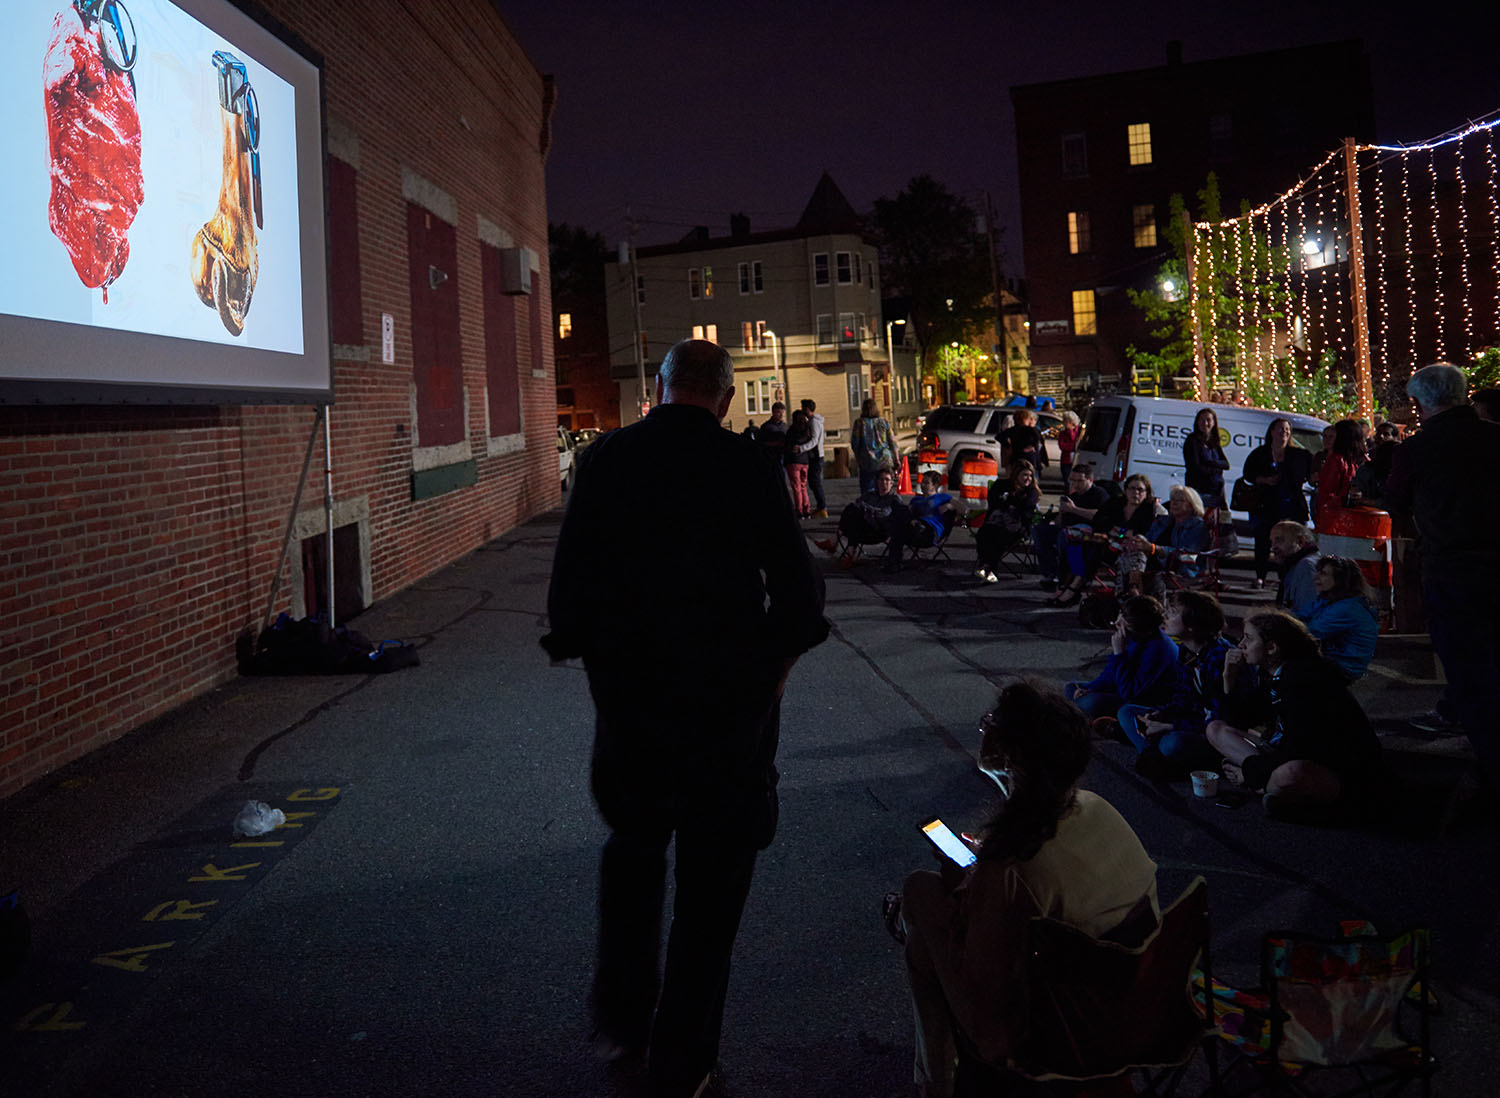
[1190,770,1219,798]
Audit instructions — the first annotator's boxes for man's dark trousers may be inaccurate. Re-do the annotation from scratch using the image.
[1422,574,1500,790]
[808,452,826,511]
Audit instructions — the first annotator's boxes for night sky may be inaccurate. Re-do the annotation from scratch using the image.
[499,1,1496,274]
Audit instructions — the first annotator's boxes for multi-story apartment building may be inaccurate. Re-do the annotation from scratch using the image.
[1011,40,1374,398]
[605,175,919,449]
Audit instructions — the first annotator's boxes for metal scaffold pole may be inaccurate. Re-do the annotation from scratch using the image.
[1343,137,1375,420]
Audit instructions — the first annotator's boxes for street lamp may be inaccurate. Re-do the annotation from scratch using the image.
[763,329,788,409]
[885,319,905,412]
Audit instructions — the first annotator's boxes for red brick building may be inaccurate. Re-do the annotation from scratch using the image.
[0,0,556,798]
[1011,41,1374,398]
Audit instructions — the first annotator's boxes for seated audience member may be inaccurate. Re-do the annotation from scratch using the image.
[898,681,1159,1098]
[885,472,961,573]
[1299,555,1379,681]
[817,466,901,563]
[1269,521,1321,616]
[1064,595,1179,721]
[1119,485,1211,597]
[1032,464,1110,592]
[1207,610,1383,821]
[1118,591,1238,779]
[1315,419,1367,525]
[1050,474,1164,607]
[974,461,1039,583]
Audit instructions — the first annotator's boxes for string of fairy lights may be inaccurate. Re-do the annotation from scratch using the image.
[1185,113,1500,416]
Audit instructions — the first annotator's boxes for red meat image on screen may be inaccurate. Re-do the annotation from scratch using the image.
[43,5,144,302]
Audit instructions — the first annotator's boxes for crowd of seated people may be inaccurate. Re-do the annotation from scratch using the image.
[1048,473,1163,608]
[1118,484,1212,598]
[1033,464,1114,593]
[884,472,962,573]
[1063,595,1178,722]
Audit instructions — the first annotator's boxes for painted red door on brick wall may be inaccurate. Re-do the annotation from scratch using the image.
[479,241,522,437]
[406,204,464,447]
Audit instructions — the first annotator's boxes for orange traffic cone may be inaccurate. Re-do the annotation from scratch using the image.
[897,455,913,494]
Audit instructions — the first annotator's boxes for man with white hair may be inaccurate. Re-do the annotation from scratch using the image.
[1385,362,1500,792]
[544,339,828,1096]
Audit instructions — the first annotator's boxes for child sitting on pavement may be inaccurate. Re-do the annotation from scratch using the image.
[1206,609,1383,822]
[1064,595,1179,722]
[1117,590,1238,780]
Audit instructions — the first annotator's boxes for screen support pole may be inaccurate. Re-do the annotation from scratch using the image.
[259,405,325,635]
[322,405,335,629]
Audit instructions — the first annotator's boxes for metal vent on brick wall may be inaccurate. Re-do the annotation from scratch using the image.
[429,265,448,290]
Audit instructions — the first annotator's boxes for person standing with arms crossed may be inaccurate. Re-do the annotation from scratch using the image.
[543,340,829,1097]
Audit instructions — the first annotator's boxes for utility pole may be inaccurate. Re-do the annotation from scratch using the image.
[983,192,1011,393]
[1343,137,1374,420]
[625,208,648,423]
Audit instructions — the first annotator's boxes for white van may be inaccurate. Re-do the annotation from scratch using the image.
[1071,396,1329,522]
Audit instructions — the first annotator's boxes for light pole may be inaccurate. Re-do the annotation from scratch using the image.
[885,319,905,414]
[764,329,788,409]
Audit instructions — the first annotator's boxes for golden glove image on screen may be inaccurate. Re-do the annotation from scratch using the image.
[190,48,261,336]
[43,0,144,304]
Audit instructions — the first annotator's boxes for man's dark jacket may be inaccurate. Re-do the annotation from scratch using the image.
[543,403,829,833]
[1384,404,1500,571]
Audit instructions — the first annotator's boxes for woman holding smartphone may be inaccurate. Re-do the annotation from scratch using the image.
[895,681,1159,1098]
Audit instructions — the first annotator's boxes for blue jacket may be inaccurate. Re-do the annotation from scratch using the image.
[910,492,958,540]
[1301,595,1379,681]
[1154,635,1237,734]
[1083,629,1179,706]
[1276,547,1321,618]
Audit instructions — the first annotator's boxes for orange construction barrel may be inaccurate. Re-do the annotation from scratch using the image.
[1318,506,1393,618]
[916,449,948,488]
[958,455,999,505]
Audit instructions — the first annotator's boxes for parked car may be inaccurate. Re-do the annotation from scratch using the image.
[915,403,1061,485]
[1070,395,1328,522]
[557,424,577,490]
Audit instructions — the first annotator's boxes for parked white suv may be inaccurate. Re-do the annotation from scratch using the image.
[915,403,1061,484]
[557,424,577,490]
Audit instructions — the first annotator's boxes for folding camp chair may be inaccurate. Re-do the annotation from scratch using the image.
[954,877,1219,1098]
[1208,922,1435,1098]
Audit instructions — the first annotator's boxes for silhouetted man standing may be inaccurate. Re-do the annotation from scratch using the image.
[1386,362,1500,792]
[544,339,828,1097]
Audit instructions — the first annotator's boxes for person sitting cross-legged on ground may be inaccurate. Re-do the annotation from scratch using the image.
[1118,590,1239,780]
[1206,610,1383,822]
[1032,464,1111,593]
[816,466,901,565]
[884,471,961,573]
[974,460,1039,583]
[1118,485,1211,598]
[1269,521,1321,616]
[897,681,1160,1098]
[1064,595,1179,722]
[1299,555,1379,682]
[1050,474,1163,607]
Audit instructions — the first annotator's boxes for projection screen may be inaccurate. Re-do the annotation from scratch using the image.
[0,0,331,404]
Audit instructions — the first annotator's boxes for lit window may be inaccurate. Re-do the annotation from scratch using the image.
[692,325,704,339]
[814,253,829,286]
[817,314,833,345]
[702,267,713,299]
[1071,290,1097,336]
[558,312,572,339]
[742,321,754,351]
[848,373,862,409]
[738,262,750,294]
[1061,132,1088,177]
[745,380,757,414]
[1067,211,1091,254]
[752,261,763,293]
[840,312,856,343]
[1132,204,1157,248]
[1127,123,1152,166]
[836,252,852,284]
[705,323,717,343]
[856,312,866,343]
[688,268,701,299]
[759,379,771,413]
[756,319,767,349]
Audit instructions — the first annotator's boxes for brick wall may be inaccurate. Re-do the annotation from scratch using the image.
[0,0,555,798]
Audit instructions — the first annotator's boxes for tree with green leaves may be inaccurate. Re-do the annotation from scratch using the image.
[874,176,994,396]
